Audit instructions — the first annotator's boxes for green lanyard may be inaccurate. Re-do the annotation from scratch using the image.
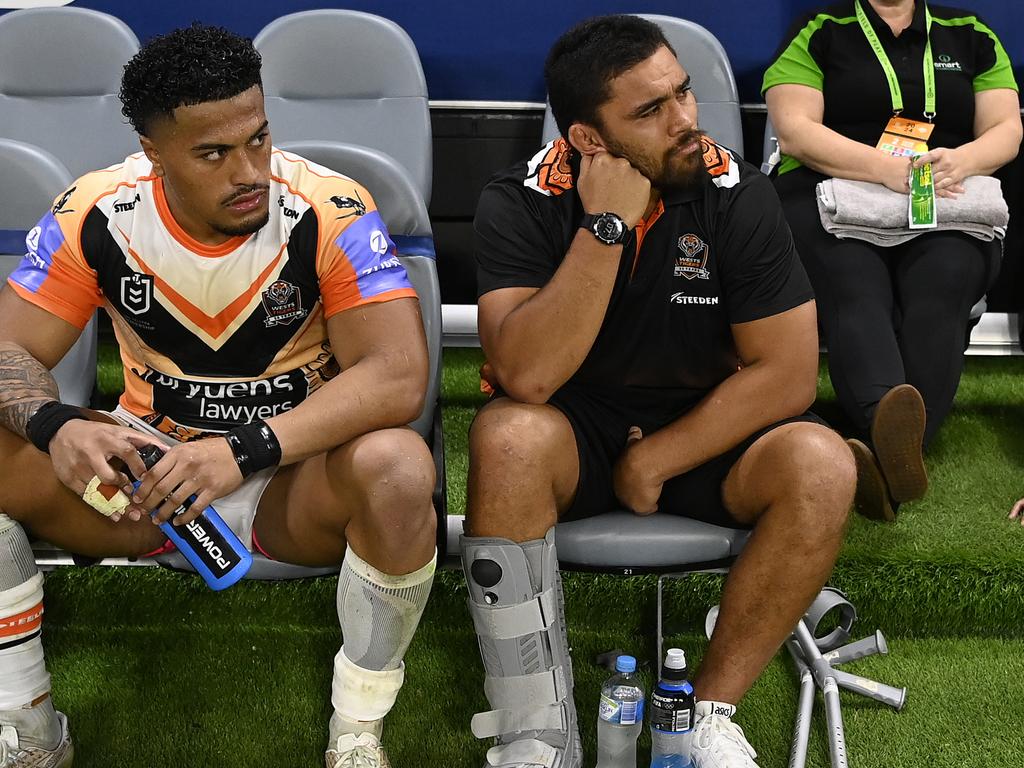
[855,0,935,118]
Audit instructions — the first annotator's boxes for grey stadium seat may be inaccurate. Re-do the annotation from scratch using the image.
[541,14,743,155]
[254,10,432,204]
[0,138,98,407]
[156,141,445,579]
[0,7,140,178]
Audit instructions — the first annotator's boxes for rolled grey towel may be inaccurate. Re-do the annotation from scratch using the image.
[816,175,1008,244]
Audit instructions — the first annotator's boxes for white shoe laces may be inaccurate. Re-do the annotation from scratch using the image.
[692,713,758,767]
[328,733,389,768]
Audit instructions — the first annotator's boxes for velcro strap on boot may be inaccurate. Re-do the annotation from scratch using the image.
[484,668,566,711]
[469,587,557,640]
[486,739,560,768]
[471,704,566,739]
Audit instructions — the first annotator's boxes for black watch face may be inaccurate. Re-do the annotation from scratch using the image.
[594,213,625,244]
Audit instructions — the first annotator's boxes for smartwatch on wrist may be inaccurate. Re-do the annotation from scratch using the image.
[579,211,629,246]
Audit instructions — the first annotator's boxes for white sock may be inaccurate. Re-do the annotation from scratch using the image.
[329,547,435,745]
[0,515,56,750]
[0,696,60,752]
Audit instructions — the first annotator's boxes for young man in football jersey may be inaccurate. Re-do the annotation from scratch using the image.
[0,24,433,768]
[461,16,856,768]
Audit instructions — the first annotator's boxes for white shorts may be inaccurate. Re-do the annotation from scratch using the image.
[110,407,276,551]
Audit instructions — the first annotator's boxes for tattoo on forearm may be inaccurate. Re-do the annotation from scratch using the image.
[0,343,59,439]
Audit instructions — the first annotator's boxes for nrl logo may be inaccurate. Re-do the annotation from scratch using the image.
[675,234,710,280]
[121,273,154,315]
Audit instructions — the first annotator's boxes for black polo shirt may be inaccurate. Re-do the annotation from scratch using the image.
[474,137,814,413]
[762,1,1018,176]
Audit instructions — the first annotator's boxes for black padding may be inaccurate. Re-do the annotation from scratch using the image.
[470,558,503,588]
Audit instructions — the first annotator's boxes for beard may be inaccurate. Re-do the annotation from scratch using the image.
[605,129,707,194]
[215,184,271,237]
[214,209,270,237]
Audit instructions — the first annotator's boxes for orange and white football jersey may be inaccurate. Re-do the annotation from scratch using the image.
[9,149,416,439]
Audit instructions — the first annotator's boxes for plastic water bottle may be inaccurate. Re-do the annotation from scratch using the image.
[596,654,645,768]
[135,445,252,590]
[650,648,695,768]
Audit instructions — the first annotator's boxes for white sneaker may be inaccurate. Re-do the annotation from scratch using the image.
[0,710,73,768]
[686,701,759,768]
[325,732,392,768]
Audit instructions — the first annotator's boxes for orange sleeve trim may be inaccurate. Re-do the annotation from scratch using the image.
[323,287,418,319]
[8,280,94,330]
[0,601,43,638]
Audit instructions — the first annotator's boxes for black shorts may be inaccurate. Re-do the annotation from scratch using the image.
[547,385,827,528]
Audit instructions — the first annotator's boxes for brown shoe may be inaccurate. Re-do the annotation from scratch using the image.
[847,439,895,522]
[870,384,928,502]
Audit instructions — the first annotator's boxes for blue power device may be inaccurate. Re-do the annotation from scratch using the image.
[136,445,252,590]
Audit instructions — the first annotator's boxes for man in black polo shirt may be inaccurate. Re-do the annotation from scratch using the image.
[460,15,857,768]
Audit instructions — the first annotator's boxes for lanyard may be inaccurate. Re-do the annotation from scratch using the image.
[855,0,935,118]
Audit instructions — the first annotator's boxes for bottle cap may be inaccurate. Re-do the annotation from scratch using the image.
[661,647,688,681]
[615,655,637,673]
[666,648,686,669]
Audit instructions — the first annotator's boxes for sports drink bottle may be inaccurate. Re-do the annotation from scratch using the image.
[135,445,252,590]
[650,648,695,768]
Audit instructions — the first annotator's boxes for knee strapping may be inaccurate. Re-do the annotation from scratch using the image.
[336,547,435,672]
[0,572,49,709]
[0,515,37,591]
[330,646,404,722]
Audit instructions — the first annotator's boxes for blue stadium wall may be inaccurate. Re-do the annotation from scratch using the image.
[3,1,1023,310]
[3,0,1022,102]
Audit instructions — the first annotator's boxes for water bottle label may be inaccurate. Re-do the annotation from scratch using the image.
[651,692,694,732]
[599,694,644,725]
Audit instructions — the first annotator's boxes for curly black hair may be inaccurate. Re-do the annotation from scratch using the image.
[120,23,262,135]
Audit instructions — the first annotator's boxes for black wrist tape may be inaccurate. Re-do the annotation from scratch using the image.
[224,420,282,479]
[25,401,87,453]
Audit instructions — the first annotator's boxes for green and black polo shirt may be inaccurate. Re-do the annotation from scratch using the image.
[762,1,1018,176]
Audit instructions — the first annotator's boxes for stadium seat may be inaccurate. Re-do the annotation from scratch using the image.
[155,141,446,579]
[0,138,98,408]
[0,7,140,178]
[541,14,744,155]
[254,10,433,204]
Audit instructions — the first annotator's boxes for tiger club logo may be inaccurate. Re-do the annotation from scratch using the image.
[675,234,710,280]
[261,279,307,327]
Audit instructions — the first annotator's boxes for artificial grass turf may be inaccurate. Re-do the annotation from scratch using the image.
[41,569,1024,768]
[52,345,1024,766]
[443,349,1024,570]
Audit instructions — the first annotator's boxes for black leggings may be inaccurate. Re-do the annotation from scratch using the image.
[778,182,1000,447]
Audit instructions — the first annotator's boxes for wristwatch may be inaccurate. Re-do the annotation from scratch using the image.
[579,211,629,246]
